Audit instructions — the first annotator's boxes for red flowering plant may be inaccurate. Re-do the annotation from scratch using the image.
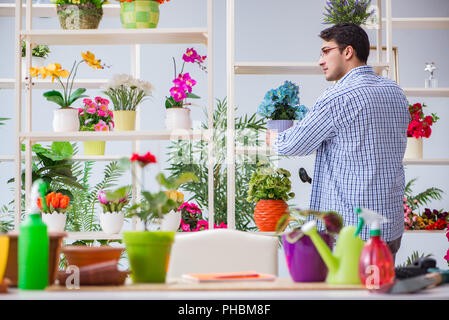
[78,96,114,132]
[178,202,227,232]
[444,227,449,267]
[165,48,207,109]
[407,102,439,139]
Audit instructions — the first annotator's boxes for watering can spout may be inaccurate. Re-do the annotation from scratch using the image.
[302,221,339,274]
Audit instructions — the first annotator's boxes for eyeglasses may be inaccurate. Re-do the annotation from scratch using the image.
[319,46,340,58]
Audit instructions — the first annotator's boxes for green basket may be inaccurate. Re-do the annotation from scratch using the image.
[120,0,160,29]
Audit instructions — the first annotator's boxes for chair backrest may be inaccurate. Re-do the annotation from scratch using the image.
[167,229,279,279]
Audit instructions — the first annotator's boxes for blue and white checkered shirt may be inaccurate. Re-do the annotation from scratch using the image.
[274,66,410,242]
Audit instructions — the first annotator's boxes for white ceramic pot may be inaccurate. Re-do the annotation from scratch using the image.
[404,137,423,159]
[41,212,67,232]
[53,108,80,132]
[22,56,46,79]
[160,210,181,231]
[165,108,192,130]
[99,211,124,234]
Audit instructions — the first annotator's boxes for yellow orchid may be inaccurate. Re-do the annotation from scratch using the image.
[27,51,104,109]
[29,67,40,78]
[81,51,103,69]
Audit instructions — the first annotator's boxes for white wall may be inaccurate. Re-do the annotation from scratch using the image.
[0,0,448,269]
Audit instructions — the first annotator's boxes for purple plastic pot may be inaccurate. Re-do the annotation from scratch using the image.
[282,232,334,282]
[267,119,294,133]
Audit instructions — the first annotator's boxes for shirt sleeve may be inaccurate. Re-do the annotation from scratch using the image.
[273,99,336,156]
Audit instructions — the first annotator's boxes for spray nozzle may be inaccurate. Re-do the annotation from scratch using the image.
[30,179,49,214]
[354,207,389,237]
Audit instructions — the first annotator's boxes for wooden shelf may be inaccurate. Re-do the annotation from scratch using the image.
[235,146,275,155]
[19,130,209,142]
[403,88,449,98]
[65,232,123,241]
[0,3,120,18]
[403,159,449,165]
[234,62,389,75]
[382,17,449,29]
[21,28,208,46]
[0,78,108,90]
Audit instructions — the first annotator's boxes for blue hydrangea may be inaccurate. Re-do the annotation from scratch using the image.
[257,80,308,120]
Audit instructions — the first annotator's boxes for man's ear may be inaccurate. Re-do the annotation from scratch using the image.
[344,46,355,61]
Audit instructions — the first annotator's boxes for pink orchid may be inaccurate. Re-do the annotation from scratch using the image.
[182,48,199,63]
[170,86,187,102]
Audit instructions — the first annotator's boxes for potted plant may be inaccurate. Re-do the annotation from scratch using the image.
[165,47,207,131]
[257,80,308,142]
[119,151,179,283]
[78,96,114,155]
[38,192,71,232]
[29,51,105,132]
[21,41,50,79]
[118,0,168,29]
[97,186,130,234]
[102,74,153,131]
[322,0,376,26]
[246,163,295,232]
[156,171,199,231]
[55,0,107,30]
[404,102,439,159]
[276,209,343,282]
[177,202,227,232]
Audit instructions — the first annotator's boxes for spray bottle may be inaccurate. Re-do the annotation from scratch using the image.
[354,207,395,291]
[18,179,49,290]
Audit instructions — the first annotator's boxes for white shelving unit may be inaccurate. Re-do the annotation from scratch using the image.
[226,0,449,230]
[6,0,215,240]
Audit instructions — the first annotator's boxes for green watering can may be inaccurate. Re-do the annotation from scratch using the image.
[302,220,365,285]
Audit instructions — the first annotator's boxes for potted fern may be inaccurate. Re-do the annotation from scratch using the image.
[247,163,295,232]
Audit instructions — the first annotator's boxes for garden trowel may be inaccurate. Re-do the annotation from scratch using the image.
[381,268,449,294]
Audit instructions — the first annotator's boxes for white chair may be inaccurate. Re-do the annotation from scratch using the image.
[167,229,278,279]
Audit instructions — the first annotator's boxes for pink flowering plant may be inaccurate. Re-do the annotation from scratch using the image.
[78,96,114,131]
[178,202,227,232]
[165,48,207,109]
[98,186,130,213]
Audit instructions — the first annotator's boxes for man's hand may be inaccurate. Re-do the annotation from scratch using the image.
[266,129,279,147]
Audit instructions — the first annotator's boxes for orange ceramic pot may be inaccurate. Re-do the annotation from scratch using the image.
[254,199,288,232]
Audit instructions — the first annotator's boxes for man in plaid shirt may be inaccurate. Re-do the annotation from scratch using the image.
[268,23,410,260]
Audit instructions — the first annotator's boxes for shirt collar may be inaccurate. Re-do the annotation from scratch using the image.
[335,65,374,86]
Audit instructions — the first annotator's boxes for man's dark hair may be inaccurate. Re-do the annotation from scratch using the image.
[319,23,370,63]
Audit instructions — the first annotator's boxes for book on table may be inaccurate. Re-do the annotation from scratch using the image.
[181,271,276,283]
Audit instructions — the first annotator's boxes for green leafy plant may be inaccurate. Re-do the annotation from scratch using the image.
[156,172,199,190]
[404,178,443,211]
[21,41,51,59]
[323,0,375,26]
[0,117,10,126]
[166,97,272,231]
[397,251,433,268]
[8,142,84,199]
[247,163,295,203]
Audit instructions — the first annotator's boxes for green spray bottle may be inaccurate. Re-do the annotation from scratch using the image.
[302,220,365,284]
[18,179,49,290]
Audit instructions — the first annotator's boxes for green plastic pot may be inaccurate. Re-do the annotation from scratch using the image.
[120,0,159,29]
[123,231,174,283]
